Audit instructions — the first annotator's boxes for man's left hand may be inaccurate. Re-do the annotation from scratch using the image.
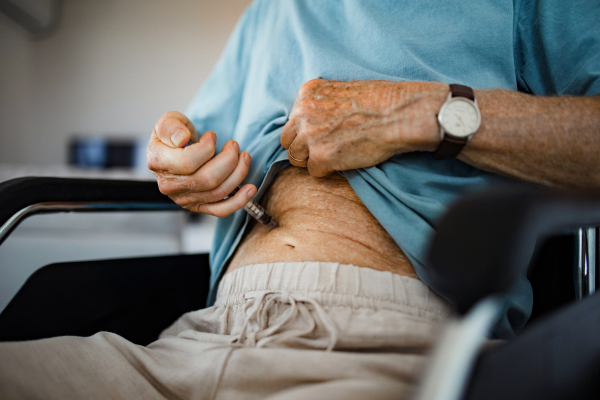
[281,79,447,177]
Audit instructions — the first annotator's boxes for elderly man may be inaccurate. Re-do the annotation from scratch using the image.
[1,0,599,399]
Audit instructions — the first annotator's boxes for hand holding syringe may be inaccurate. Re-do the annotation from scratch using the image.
[184,141,278,231]
[148,112,278,230]
[225,185,279,231]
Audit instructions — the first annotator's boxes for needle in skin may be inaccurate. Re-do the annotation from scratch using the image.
[184,140,279,231]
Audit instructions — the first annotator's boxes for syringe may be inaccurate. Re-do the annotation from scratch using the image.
[227,185,279,231]
[184,140,278,231]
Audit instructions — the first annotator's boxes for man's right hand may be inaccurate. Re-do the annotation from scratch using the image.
[147,111,256,217]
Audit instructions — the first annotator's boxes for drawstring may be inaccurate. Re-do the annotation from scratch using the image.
[231,290,338,351]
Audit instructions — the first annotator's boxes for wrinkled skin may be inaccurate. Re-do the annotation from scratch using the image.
[148,80,600,217]
[281,79,600,187]
[281,79,447,177]
[147,111,257,217]
[148,82,448,216]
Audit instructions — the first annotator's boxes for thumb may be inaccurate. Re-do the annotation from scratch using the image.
[154,112,197,148]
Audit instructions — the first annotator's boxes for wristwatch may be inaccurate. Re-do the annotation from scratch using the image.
[433,84,481,159]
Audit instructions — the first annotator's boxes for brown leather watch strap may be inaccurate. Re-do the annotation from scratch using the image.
[433,135,468,159]
[449,84,475,100]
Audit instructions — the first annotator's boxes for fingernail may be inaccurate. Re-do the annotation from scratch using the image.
[246,187,256,199]
[205,131,217,144]
[171,129,187,146]
[243,152,251,164]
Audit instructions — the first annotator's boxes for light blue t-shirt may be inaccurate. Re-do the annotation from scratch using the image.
[186,0,600,338]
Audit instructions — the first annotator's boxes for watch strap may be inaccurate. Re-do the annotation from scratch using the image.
[433,135,468,159]
[433,84,476,159]
[449,83,475,100]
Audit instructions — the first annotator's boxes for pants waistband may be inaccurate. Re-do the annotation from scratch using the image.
[216,262,450,321]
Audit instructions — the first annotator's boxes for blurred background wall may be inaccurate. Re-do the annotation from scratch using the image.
[0,0,253,165]
[0,0,253,312]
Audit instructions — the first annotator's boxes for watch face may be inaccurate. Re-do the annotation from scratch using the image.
[439,98,481,138]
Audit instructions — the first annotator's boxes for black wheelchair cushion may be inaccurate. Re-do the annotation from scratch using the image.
[464,292,600,400]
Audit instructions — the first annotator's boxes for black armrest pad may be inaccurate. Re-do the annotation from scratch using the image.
[0,177,172,228]
[426,185,600,314]
[0,254,211,345]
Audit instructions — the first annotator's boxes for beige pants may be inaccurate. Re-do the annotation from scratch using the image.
[0,262,450,400]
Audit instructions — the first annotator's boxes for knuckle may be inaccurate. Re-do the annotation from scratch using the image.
[205,141,216,155]
[205,191,224,204]
[211,208,231,219]
[157,175,187,196]
[211,210,225,218]
[157,181,175,196]
[175,195,196,209]
[300,79,317,92]
[179,159,196,176]
[211,185,229,201]
[241,157,251,174]
[301,97,315,107]
[300,78,324,94]
[200,171,219,190]
[292,104,306,118]
[147,157,158,171]
[298,83,310,97]
[191,204,205,214]
[158,184,169,196]
[193,203,216,217]
[226,152,239,171]
[157,114,185,138]
[296,127,317,143]
[184,204,199,213]
[146,146,161,171]
[302,124,317,137]
[309,149,326,164]
[155,115,172,132]
[175,199,188,208]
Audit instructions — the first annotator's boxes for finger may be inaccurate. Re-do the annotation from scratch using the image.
[194,184,257,218]
[164,111,199,144]
[163,149,251,205]
[185,129,216,148]
[287,139,309,168]
[147,129,216,175]
[186,140,242,192]
[306,158,331,178]
[204,151,252,202]
[154,111,198,148]
[281,80,320,150]
[280,119,298,150]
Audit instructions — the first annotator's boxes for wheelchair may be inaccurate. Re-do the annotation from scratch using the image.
[0,176,598,400]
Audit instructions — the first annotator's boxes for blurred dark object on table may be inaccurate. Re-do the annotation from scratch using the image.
[68,137,137,169]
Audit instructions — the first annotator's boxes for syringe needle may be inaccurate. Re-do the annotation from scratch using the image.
[184,141,279,231]
[227,186,279,231]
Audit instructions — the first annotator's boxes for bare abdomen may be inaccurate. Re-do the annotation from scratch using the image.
[227,166,417,278]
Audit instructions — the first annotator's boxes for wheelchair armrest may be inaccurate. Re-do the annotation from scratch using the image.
[0,177,202,345]
[426,185,600,315]
[0,177,178,246]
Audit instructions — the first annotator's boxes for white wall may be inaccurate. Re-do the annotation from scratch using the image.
[0,0,253,165]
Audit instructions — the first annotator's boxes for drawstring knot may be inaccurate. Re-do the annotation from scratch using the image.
[231,290,338,351]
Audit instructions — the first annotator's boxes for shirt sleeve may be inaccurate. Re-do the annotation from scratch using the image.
[515,0,600,96]
[185,2,259,151]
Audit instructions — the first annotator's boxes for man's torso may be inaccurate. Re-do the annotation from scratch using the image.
[227,166,416,277]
